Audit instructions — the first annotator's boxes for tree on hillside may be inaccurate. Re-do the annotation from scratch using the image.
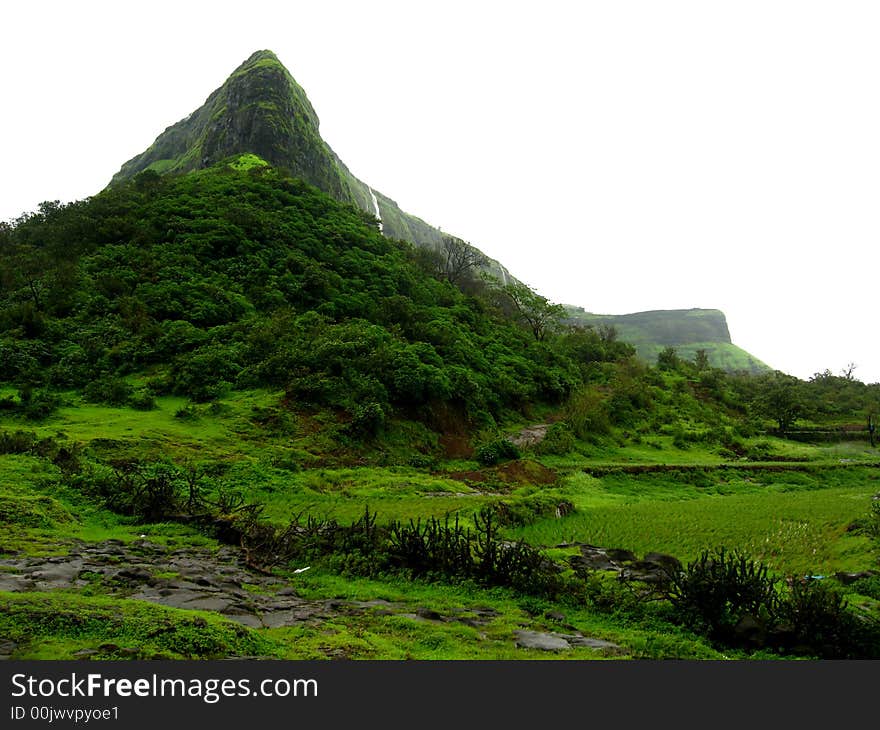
[0,244,51,309]
[598,324,619,344]
[694,349,711,371]
[657,346,681,372]
[496,281,565,342]
[752,371,809,434]
[558,324,635,366]
[439,235,488,286]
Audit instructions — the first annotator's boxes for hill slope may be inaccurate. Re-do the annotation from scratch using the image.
[1,158,587,428]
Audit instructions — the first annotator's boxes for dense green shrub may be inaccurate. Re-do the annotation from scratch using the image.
[780,578,879,659]
[129,390,156,411]
[663,548,879,658]
[348,401,386,438]
[849,575,880,600]
[18,388,59,420]
[565,386,611,440]
[83,376,133,406]
[0,430,39,454]
[69,459,203,522]
[475,438,521,466]
[534,422,576,455]
[490,495,575,526]
[0,162,608,430]
[387,508,562,596]
[666,548,779,640]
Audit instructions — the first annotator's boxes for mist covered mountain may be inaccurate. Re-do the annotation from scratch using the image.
[565,307,769,373]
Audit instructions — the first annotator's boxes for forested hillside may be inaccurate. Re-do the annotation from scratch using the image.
[0,156,877,449]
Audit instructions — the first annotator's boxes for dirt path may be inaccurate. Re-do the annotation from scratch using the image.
[508,423,551,449]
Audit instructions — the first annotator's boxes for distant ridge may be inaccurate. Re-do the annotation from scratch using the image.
[565,307,769,373]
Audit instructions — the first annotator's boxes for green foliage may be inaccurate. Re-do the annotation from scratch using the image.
[749,371,809,433]
[556,324,635,371]
[349,402,386,439]
[387,508,562,596]
[493,281,565,342]
[490,494,575,526]
[664,548,880,657]
[849,575,880,600]
[0,494,72,528]
[128,389,156,411]
[0,161,597,424]
[534,422,576,455]
[229,153,269,171]
[4,156,873,444]
[475,438,521,466]
[0,593,278,660]
[869,499,880,541]
[565,386,611,440]
[656,346,681,372]
[0,429,41,455]
[84,376,133,406]
[666,547,779,640]
[69,459,201,522]
[779,578,865,658]
[18,388,60,420]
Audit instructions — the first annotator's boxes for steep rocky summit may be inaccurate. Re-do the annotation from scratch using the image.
[113,52,364,208]
[111,50,516,281]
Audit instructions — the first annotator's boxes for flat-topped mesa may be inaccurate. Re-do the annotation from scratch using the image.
[564,307,769,373]
[110,49,514,284]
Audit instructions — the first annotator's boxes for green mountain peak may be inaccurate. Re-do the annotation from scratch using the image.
[111,49,330,189]
[110,50,768,372]
[110,50,519,283]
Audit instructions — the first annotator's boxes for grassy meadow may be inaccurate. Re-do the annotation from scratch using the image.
[1,386,878,661]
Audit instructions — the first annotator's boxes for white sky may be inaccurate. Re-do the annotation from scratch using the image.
[2,1,878,383]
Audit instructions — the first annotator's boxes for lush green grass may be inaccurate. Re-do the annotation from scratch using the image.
[0,592,280,659]
[511,467,879,575]
[229,153,270,171]
[535,435,879,468]
[0,390,498,528]
[240,465,492,524]
[0,453,219,556]
[270,570,725,660]
[1,392,269,459]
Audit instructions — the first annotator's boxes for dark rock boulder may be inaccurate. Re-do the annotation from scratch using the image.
[514,630,571,652]
[733,613,766,647]
[834,570,877,585]
[606,548,638,563]
[643,552,683,574]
